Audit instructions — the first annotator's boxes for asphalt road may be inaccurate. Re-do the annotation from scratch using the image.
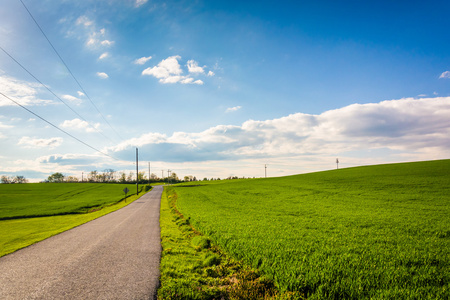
[0,185,163,300]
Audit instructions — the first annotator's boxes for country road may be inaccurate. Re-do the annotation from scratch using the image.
[0,185,163,300]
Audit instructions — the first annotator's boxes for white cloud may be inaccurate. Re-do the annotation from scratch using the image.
[181,78,194,84]
[101,40,114,46]
[77,91,85,97]
[134,56,152,65]
[187,60,205,74]
[0,75,53,107]
[61,94,82,105]
[142,56,209,85]
[99,52,109,60]
[76,18,114,49]
[109,97,450,164]
[439,71,450,79]
[226,106,242,113]
[160,75,184,84]
[76,16,93,27]
[87,38,96,46]
[142,55,182,79]
[60,118,100,133]
[96,72,109,79]
[18,137,63,149]
[135,0,148,7]
[208,71,215,77]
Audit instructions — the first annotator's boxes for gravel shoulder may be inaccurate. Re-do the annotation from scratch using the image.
[0,185,163,300]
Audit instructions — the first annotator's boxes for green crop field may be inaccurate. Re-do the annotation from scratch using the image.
[168,160,450,299]
[0,183,144,257]
[0,183,138,219]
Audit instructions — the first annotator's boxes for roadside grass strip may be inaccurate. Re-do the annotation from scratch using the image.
[171,160,450,299]
[0,183,150,257]
[159,187,303,299]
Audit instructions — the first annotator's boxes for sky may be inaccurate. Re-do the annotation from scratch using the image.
[0,0,449,182]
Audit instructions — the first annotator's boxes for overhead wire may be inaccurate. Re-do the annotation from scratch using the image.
[19,0,124,142]
[0,92,121,161]
[0,46,116,145]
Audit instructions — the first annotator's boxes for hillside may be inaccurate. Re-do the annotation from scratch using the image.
[169,160,450,298]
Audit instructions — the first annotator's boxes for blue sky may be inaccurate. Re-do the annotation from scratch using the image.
[1,0,449,181]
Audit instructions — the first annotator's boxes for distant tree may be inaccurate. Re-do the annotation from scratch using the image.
[97,172,107,183]
[65,176,79,183]
[150,173,159,181]
[88,170,98,182]
[13,176,28,184]
[47,172,65,183]
[137,171,146,183]
[126,172,134,183]
[1,175,11,184]
[119,172,127,183]
[203,178,208,181]
[103,169,116,182]
[193,176,197,181]
[170,172,179,181]
[184,176,190,182]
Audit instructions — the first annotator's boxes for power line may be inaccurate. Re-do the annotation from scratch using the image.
[0,92,120,161]
[19,0,124,142]
[0,46,115,144]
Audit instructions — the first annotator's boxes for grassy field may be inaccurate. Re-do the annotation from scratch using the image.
[168,160,450,299]
[159,186,286,299]
[0,183,146,257]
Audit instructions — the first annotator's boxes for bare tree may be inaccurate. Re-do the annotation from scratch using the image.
[104,169,116,182]
[13,176,28,184]
[65,176,79,183]
[1,175,11,184]
[126,172,134,183]
[119,172,127,183]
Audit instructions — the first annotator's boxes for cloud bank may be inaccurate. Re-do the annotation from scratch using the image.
[108,97,450,163]
[0,75,53,107]
[18,137,63,149]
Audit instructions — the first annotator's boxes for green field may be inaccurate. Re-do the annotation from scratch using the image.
[0,183,145,257]
[169,160,450,299]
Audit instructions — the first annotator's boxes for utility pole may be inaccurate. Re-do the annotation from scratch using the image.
[336,158,339,169]
[148,162,151,185]
[136,148,139,194]
[81,172,83,182]
[168,169,171,185]
[265,164,267,178]
[161,170,164,180]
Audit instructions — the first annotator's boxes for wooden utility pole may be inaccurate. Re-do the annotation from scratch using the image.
[136,148,139,194]
[265,164,267,178]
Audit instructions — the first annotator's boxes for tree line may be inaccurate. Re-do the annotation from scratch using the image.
[45,169,182,184]
[1,175,28,184]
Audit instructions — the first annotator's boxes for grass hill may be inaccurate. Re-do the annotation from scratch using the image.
[167,160,450,299]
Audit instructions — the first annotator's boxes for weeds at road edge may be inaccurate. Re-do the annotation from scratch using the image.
[158,187,304,299]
